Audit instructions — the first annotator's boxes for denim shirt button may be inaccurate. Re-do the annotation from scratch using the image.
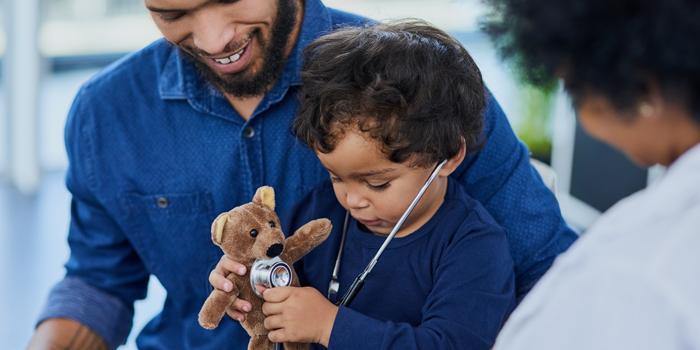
[243,126,255,138]
[157,197,169,208]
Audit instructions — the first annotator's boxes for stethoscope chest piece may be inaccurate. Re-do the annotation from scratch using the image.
[250,256,293,297]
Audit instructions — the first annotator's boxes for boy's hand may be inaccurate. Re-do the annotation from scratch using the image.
[209,255,253,321]
[262,287,339,347]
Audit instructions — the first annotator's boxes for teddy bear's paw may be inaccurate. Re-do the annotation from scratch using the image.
[199,321,217,330]
[198,315,220,330]
[297,218,332,243]
[312,218,332,233]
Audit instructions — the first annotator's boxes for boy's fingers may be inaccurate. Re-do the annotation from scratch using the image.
[231,298,252,313]
[261,301,284,316]
[225,309,246,322]
[263,315,284,331]
[262,287,292,302]
[217,255,247,276]
[209,255,248,292]
[255,284,268,295]
[268,329,289,343]
[208,270,234,292]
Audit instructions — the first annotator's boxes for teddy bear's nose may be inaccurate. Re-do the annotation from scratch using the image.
[266,243,284,258]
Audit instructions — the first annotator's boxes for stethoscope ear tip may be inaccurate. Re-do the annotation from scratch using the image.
[327,278,339,300]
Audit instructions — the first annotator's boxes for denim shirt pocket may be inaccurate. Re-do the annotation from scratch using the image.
[120,191,220,296]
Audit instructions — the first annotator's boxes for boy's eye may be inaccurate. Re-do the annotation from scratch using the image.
[366,182,390,191]
[329,175,342,183]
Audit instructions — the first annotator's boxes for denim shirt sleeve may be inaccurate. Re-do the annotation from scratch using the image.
[36,86,150,349]
[453,91,578,299]
[37,277,134,349]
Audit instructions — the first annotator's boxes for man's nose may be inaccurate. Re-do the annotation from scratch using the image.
[191,9,236,56]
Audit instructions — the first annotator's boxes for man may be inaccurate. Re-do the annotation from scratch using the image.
[29,0,575,349]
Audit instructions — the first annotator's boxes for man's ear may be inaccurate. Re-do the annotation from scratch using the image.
[438,141,467,177]
[211,213,228,245]
[253,186,276,211]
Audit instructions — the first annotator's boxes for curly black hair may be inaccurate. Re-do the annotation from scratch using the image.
[293,19,486,167]
[482,0,700,122]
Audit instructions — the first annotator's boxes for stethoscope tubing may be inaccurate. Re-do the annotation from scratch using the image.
[335,159,448,306]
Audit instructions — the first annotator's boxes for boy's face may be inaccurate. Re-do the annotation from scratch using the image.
[316,129,448,236]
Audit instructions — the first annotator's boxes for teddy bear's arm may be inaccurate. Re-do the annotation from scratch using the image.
[198,276,241,330]
[281,218,332,264]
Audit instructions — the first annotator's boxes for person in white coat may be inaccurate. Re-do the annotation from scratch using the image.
[482,0,700,348]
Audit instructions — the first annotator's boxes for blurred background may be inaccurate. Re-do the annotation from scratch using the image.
[0,0,656,348]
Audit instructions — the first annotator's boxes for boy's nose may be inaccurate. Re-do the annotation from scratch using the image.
[345,191,369,209]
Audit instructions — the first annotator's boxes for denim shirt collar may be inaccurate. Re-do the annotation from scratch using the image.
[158,0,333,122]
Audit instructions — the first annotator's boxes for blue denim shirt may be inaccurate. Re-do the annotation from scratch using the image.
[38,1,576,349]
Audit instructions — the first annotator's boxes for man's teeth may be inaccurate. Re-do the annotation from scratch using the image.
[214,47,245,65]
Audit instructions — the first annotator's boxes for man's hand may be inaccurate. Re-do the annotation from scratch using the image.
[209,255,253,321]
[262,287,339,347]
[28,318,107,350]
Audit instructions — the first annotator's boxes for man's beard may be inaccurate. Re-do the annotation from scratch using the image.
[180,0,298,97]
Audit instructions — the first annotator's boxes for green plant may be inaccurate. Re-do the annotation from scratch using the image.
[517,82,556,164]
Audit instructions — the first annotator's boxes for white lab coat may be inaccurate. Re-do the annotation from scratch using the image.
[494,144,700,350]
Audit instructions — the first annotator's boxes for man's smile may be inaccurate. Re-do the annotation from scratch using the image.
[211,37,252,65]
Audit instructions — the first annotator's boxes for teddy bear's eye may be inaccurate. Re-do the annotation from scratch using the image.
[269,221,276,228]
[250,229,258,238]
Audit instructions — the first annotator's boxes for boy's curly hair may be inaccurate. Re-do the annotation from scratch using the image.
[482,0,700,122]
[293,19,486,167]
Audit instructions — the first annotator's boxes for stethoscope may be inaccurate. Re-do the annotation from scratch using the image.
[327,160,447,306]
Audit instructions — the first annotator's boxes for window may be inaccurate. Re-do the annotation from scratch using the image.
[41,0,159,57]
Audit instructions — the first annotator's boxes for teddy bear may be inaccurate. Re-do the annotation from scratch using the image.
[198,186,332,350]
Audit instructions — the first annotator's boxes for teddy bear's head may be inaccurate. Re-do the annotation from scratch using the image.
[210,186,286,264]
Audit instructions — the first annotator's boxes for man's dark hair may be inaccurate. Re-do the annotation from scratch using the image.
[482,0,700,122]
[293,20,486,167]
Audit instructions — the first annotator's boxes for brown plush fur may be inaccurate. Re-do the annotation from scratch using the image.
[198,186,332,350]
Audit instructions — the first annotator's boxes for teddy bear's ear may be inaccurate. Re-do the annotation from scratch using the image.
[211,213,229,245]
[253,186,275,211]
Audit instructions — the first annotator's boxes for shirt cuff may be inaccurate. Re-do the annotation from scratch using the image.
[36,276,134,349]
[329,306,386,349]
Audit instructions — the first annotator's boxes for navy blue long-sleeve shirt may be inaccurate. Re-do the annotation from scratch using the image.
[285,180,516,349]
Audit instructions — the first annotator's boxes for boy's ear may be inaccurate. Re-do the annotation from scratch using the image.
[438,141,467,177]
